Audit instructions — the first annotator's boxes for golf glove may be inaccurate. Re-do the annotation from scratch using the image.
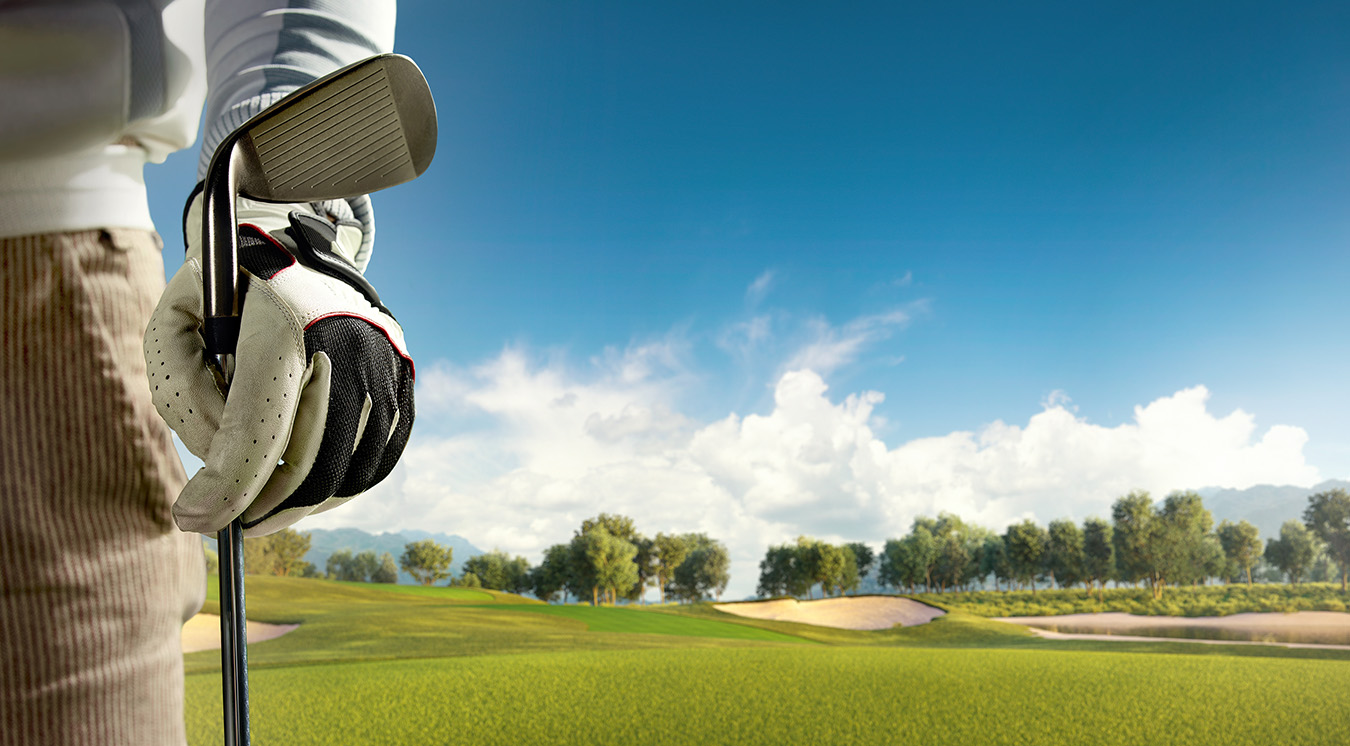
[145,188,414,536]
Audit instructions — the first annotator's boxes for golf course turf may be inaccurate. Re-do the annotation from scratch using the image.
[185,577,1350,745]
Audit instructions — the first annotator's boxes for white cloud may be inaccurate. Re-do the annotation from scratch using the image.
[746,270,775,306]
[304,343,1320,599]
[783,308,915,376]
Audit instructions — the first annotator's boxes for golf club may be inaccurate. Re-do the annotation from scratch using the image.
[200,52,436,746]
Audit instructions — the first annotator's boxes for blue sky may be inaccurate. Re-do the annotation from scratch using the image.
[147,2,1350,595]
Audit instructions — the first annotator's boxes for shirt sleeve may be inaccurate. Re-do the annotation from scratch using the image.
[198,0,397,268]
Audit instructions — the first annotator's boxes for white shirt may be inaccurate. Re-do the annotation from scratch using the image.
[0,0,395,263]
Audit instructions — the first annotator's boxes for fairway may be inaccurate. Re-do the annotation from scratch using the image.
[495,603,808,642]
[187,646,1350,745]
[184,577,1350,745]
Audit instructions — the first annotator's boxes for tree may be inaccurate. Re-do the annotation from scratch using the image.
[1111,491,1155,588]
[837,545,861,596]
[901,525,937,592]
[326,549,356,581]
[569,515,644,603]
[463,551,503,590]
[790,537,848,597]
[457,571,481,588]
[241,528,310,577]
[1152,491,1214,593]
[930,513,988,591]
[326,547,381,582]
[758,543,803,598]
[1045,519,1085,589]
[1266,520,1317,585]
[268,529,312,577]
[579,527,638,605]
[1081,518,1114,601]
[399,539,454,586]
[463,550,533,593]
[1304,489,1350,592]
[531,544,571,603]
[1004,520,1048,595]
[371,552,399,584]
[877,538,912,592]
[672,541,731,601]
[814,542,849,597]
[353,550,380,583]
[978,535,1011,592]
[933,532,969,593]
[1216,520,1262,587]
[652,533,691,604]
[579,513,642,548]
[634,536,658,603]
[243,536,275,575]
[845,542,876,592]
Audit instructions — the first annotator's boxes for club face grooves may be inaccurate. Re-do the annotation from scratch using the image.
[232,54,437,203]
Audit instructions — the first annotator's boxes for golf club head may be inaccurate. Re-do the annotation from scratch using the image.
[201,53,437,355]
[231,53,436,202]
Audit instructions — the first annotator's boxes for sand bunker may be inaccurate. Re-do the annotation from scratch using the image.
[714,596,946,631]
[181,613,300,654]
[996,611,1350,648]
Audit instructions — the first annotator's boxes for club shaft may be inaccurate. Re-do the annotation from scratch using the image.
[204,143,248,746]
[217,521,249,745]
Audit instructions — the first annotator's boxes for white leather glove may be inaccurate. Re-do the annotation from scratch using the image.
[145,188,415,536]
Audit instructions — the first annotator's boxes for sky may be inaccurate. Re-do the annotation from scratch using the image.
[146,1,1350,598]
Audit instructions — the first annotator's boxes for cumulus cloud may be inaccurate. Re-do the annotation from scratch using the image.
[304,344,1320,599]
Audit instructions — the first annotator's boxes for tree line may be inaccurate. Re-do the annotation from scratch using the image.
[756,537,876,598]
[227,532,460,587]
[228,514,733,606]
[756,488,1350,601]
[528,514,730,605]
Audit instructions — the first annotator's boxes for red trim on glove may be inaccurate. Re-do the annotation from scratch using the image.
[238,223,298,278]
[304,312,416,379]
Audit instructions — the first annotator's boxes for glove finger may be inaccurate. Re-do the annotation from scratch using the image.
[308,340,414,519]
[341,389,388,495]
[373,362,416,485]
[268,315,389,509]
[240,352,333,535]
[145,261,225,459]
[314,364,414,520]
[172,292,306,534]
[244,332,369,526]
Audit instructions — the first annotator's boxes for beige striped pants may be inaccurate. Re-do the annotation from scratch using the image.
[1,229,206,745]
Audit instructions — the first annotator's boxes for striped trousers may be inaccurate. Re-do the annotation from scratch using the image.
[0,229,206,745]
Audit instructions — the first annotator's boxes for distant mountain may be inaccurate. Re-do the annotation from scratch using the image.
[1200,479,1350,539]
[208,527,482,584]
[301,528,484,584]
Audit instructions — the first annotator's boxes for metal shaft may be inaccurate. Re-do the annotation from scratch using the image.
[203,138,248,746]
[217,521,249,746]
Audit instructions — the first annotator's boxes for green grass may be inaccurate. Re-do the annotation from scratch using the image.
[496,603,807,643]
[911,583,1350,618]
[185,576,1350,745]
[330,580,505,602]
[188,646,1350,745]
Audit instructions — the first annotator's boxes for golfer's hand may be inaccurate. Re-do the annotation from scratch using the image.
[145,189,415,536]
